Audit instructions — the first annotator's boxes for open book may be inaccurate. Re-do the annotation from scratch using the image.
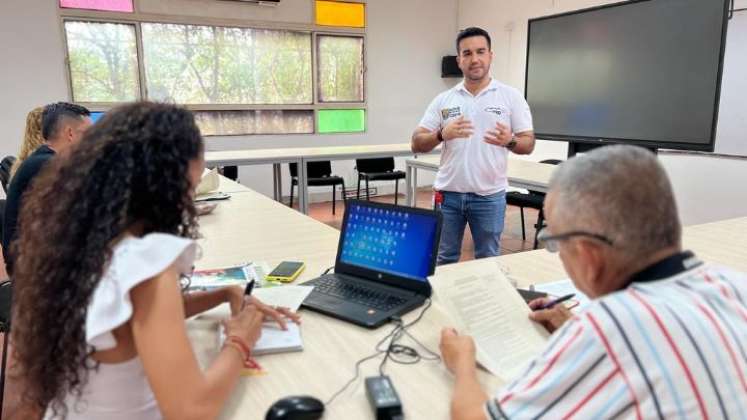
[430,260,550,382]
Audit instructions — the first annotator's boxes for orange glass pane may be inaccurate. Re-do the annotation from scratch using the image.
[315,1,365,28]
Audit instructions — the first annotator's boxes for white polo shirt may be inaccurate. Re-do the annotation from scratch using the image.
[418,79,533,195]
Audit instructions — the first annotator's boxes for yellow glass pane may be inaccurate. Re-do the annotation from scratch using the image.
[315,1,365,28]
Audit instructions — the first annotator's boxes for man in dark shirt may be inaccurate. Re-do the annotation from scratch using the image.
[2,102,91,274]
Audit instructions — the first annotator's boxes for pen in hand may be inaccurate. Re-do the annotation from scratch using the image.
[534,293,575,311]
[241,279,255,311]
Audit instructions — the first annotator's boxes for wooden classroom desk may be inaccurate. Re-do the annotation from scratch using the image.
[189,181,746,419]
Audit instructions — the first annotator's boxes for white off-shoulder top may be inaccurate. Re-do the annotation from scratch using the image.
[44,233,197,420]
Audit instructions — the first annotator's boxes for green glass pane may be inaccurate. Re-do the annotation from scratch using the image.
[317,109,365,133]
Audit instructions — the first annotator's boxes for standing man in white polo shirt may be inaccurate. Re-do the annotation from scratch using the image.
[411,27,536,264]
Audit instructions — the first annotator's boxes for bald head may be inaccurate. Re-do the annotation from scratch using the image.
[547,145,681,264]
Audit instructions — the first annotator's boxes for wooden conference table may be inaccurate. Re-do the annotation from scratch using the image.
[205,143,437,215]
[404,155,558,207]
[189,176,747,419]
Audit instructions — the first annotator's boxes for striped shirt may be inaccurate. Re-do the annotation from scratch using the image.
[487,263,747,419]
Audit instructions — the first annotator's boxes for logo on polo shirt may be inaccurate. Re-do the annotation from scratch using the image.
[441,106,461,120]
[484,106,503,116]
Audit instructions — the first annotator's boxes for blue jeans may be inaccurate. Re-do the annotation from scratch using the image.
[437,190,506,265]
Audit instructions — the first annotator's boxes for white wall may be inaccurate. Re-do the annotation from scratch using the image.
[0,0,70,199]
[459,0,747,225]
[0,0,459,200]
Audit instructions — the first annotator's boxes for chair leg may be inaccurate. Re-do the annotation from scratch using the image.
[394,179,399,205]
[0,328,9,419]
[365,178,370,201]
[533,208,545,250]
[357,176,361,200]
[332,185,336,215]
[519,207,526,241]
[289,183,294,208]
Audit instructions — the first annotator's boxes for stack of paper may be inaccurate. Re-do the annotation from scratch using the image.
[430,260,550,381]
[196,168,220,196]
[534,279,591,311]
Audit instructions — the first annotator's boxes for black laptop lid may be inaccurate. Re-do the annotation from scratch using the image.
[335,200,442,296]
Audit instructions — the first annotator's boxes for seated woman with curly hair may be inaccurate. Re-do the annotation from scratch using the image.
[11,102,298,420]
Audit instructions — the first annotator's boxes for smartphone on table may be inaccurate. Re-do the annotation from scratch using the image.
[265,261,305,283]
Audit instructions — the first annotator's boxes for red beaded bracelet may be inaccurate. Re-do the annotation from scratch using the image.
[227,335,252,359]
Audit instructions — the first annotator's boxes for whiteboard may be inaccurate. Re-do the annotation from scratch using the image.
[713,12,747,156]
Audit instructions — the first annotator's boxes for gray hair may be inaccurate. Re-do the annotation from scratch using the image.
[549,145,681,259]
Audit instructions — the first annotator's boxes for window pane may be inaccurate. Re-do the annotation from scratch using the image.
[194,110,314,136]
[318,35,364,102]
[60,0,133,13]
[317,109,365,133]
[65,21,140,102]
[316,1,365,28]
[142,23,312,105]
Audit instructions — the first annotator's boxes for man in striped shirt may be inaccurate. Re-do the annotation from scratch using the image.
[440,145,747,419]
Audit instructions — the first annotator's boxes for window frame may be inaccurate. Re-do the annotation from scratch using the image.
[315,32,366,104]
[58,2,367,136]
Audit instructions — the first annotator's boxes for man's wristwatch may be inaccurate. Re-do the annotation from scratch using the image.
[436,128,444,143]
[506,137,518,150]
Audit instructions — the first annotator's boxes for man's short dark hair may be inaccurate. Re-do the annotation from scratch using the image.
[41,102,91,140]
[456,27,492,54]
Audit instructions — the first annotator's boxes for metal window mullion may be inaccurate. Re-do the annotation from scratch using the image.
[59,18,76,103]
[134,21,147,100]
[312,31,320,133]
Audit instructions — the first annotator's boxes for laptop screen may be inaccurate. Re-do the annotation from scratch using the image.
[339,202,439,282]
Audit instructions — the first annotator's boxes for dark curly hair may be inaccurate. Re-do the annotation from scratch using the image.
[11,102,204,417]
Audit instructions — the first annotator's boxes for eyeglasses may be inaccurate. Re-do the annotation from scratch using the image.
[537,227,614,253]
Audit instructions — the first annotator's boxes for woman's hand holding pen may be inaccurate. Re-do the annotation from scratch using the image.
[224,282,301,331]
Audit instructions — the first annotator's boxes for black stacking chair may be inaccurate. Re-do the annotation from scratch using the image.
[289,161,346,214]
[0,280,12,419]
[355,157,406,205]
[505,159,563,249]
[221,166,239,181]
[0,156,17,193]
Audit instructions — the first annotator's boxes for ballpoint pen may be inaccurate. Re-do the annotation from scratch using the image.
[241,279,255,310]
[535,293,575,311]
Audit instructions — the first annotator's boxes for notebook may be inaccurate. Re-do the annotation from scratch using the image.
[219,321,303,355]
[301,199,442,328]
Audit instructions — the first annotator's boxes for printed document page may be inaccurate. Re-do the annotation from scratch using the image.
[431,261,550,381]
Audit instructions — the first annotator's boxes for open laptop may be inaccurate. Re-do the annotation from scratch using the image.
[301,199,442,328]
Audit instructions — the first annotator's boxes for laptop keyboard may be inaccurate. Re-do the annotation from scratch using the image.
[308,276,407,311]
